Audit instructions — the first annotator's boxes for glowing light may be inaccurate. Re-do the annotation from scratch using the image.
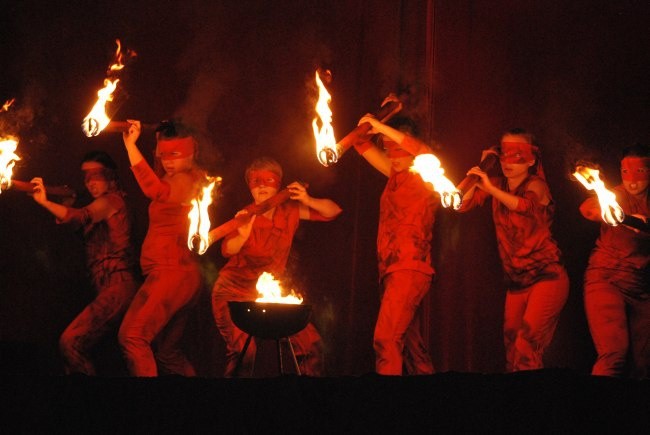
[0,137,20,193]
[312,70,338,167]
[411,153,462,209]
[255,272,303,304]
[188,176,221,254]
[573,165,625,226]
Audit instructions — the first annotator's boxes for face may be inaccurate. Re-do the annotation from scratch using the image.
[499,134,535,179]
[81,161,111,198]
[248,170,281,204]
[383,138,414,173]
[621,157,650,196]
[161,156,194,176]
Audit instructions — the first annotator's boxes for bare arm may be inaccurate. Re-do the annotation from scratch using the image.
[286,182,342,220]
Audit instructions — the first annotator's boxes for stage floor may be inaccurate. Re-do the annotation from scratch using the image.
[3,369,649,433]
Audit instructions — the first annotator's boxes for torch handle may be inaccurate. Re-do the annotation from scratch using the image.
[9,180,76,198]
[335,100,403,155]
[456,152,500,196]
[102,121,156,133]
[207,186,304,247]
[621,215,650,234]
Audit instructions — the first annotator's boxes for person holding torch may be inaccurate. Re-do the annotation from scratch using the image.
[456,129,569,372]
[30,150,138,375]
[353,108,439,376]
[118,119,206,376]
[580,144,650,378]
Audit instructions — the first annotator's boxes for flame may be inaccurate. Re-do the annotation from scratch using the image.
[0,137,20,193]
[410,154,462,209]
[312,70,338,167]
[188,176,221,255]
[82,39,136,137]
[2,98,15,112]
[255,272,303,304]
[573,165,625,225]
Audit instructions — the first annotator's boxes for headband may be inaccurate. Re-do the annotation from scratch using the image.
[156,137,195,160]
[248,170,281,189]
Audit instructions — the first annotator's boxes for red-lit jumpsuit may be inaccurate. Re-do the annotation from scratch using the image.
[367,135,439,375]
[459,175,569,371]
[118,160,202,376]
[58,191,138,375]
[583,185,649,378]
[212,200,325,377]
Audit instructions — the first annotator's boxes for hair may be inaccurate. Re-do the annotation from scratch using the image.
[81,150,119,191]
[81,150,118,171]
[386,117,420,137]
[244,157,283,184]
[153,119,199,176]
[621,143,650,159]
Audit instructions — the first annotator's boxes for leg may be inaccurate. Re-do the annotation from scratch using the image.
[118,268,200,377]
[628,296,650,379]
[373,270,432,375]
[403,302,435,375]
[60,275,137,375]
[584,282,629,376]
[211,289,257,378]
[509,271,569,371]
[290,323,324,376]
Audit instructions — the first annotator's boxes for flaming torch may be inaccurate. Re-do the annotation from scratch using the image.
[312,70,337,166]
[256,272,303,304]
[0,136,20,193]
[411,154,462,209]
[188,176,221,255]
[82,39,136,137]
[573,165,625,226]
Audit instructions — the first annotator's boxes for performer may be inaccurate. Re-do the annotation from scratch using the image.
[118,119,205,376]
[457,129,569,372]
[354,108,439,376]
[580,144,649,378]
[31,151,138,375]
[212,157,342,377]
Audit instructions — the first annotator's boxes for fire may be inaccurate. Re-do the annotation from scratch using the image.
[188,176,221,255]
[2,98,15,112]
[0,137,20,193]
[255,272,303,304]
[82,39,136,137]
[573,165,625,226]
[411,154,462,210]
[312,70,338,167]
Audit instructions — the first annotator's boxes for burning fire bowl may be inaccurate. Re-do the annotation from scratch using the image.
[228,301,312,340]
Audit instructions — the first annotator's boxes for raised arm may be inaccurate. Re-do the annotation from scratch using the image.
[286,181,342,220]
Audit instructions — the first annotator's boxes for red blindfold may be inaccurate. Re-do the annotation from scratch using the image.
[499,141,536,164]
[156,137,195,160]
[247,170,281,189]
[383,140,412,158]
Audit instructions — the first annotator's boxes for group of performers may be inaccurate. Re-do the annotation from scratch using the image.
[29,99,649,379]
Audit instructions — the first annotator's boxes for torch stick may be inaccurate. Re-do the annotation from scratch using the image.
[207,184,306,247]
[326,99,403,164]
[455,152,500,196]
[9,179,76,198]
[621,215,650,234]
[101,121,156,133]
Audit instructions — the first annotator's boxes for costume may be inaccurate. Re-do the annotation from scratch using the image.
[459,174,569,371]
[58,191,138,375]
[583,185,650,378]
[118,160,202,376]
[360,135,438,375]
[212,200,325,377]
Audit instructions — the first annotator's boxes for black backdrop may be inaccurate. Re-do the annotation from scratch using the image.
[1,0,648,377]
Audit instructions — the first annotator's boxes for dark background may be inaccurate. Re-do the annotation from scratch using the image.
[0,0,648,377]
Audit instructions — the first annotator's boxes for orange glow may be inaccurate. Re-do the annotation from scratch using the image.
[82,39,136,137]
[1,98,15,112]
[312,70,338,166]
[573,165,625,226]
[255,272,303,304]
[0,136,20,193]
[188,176,221,255]
[410,154,462,209]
